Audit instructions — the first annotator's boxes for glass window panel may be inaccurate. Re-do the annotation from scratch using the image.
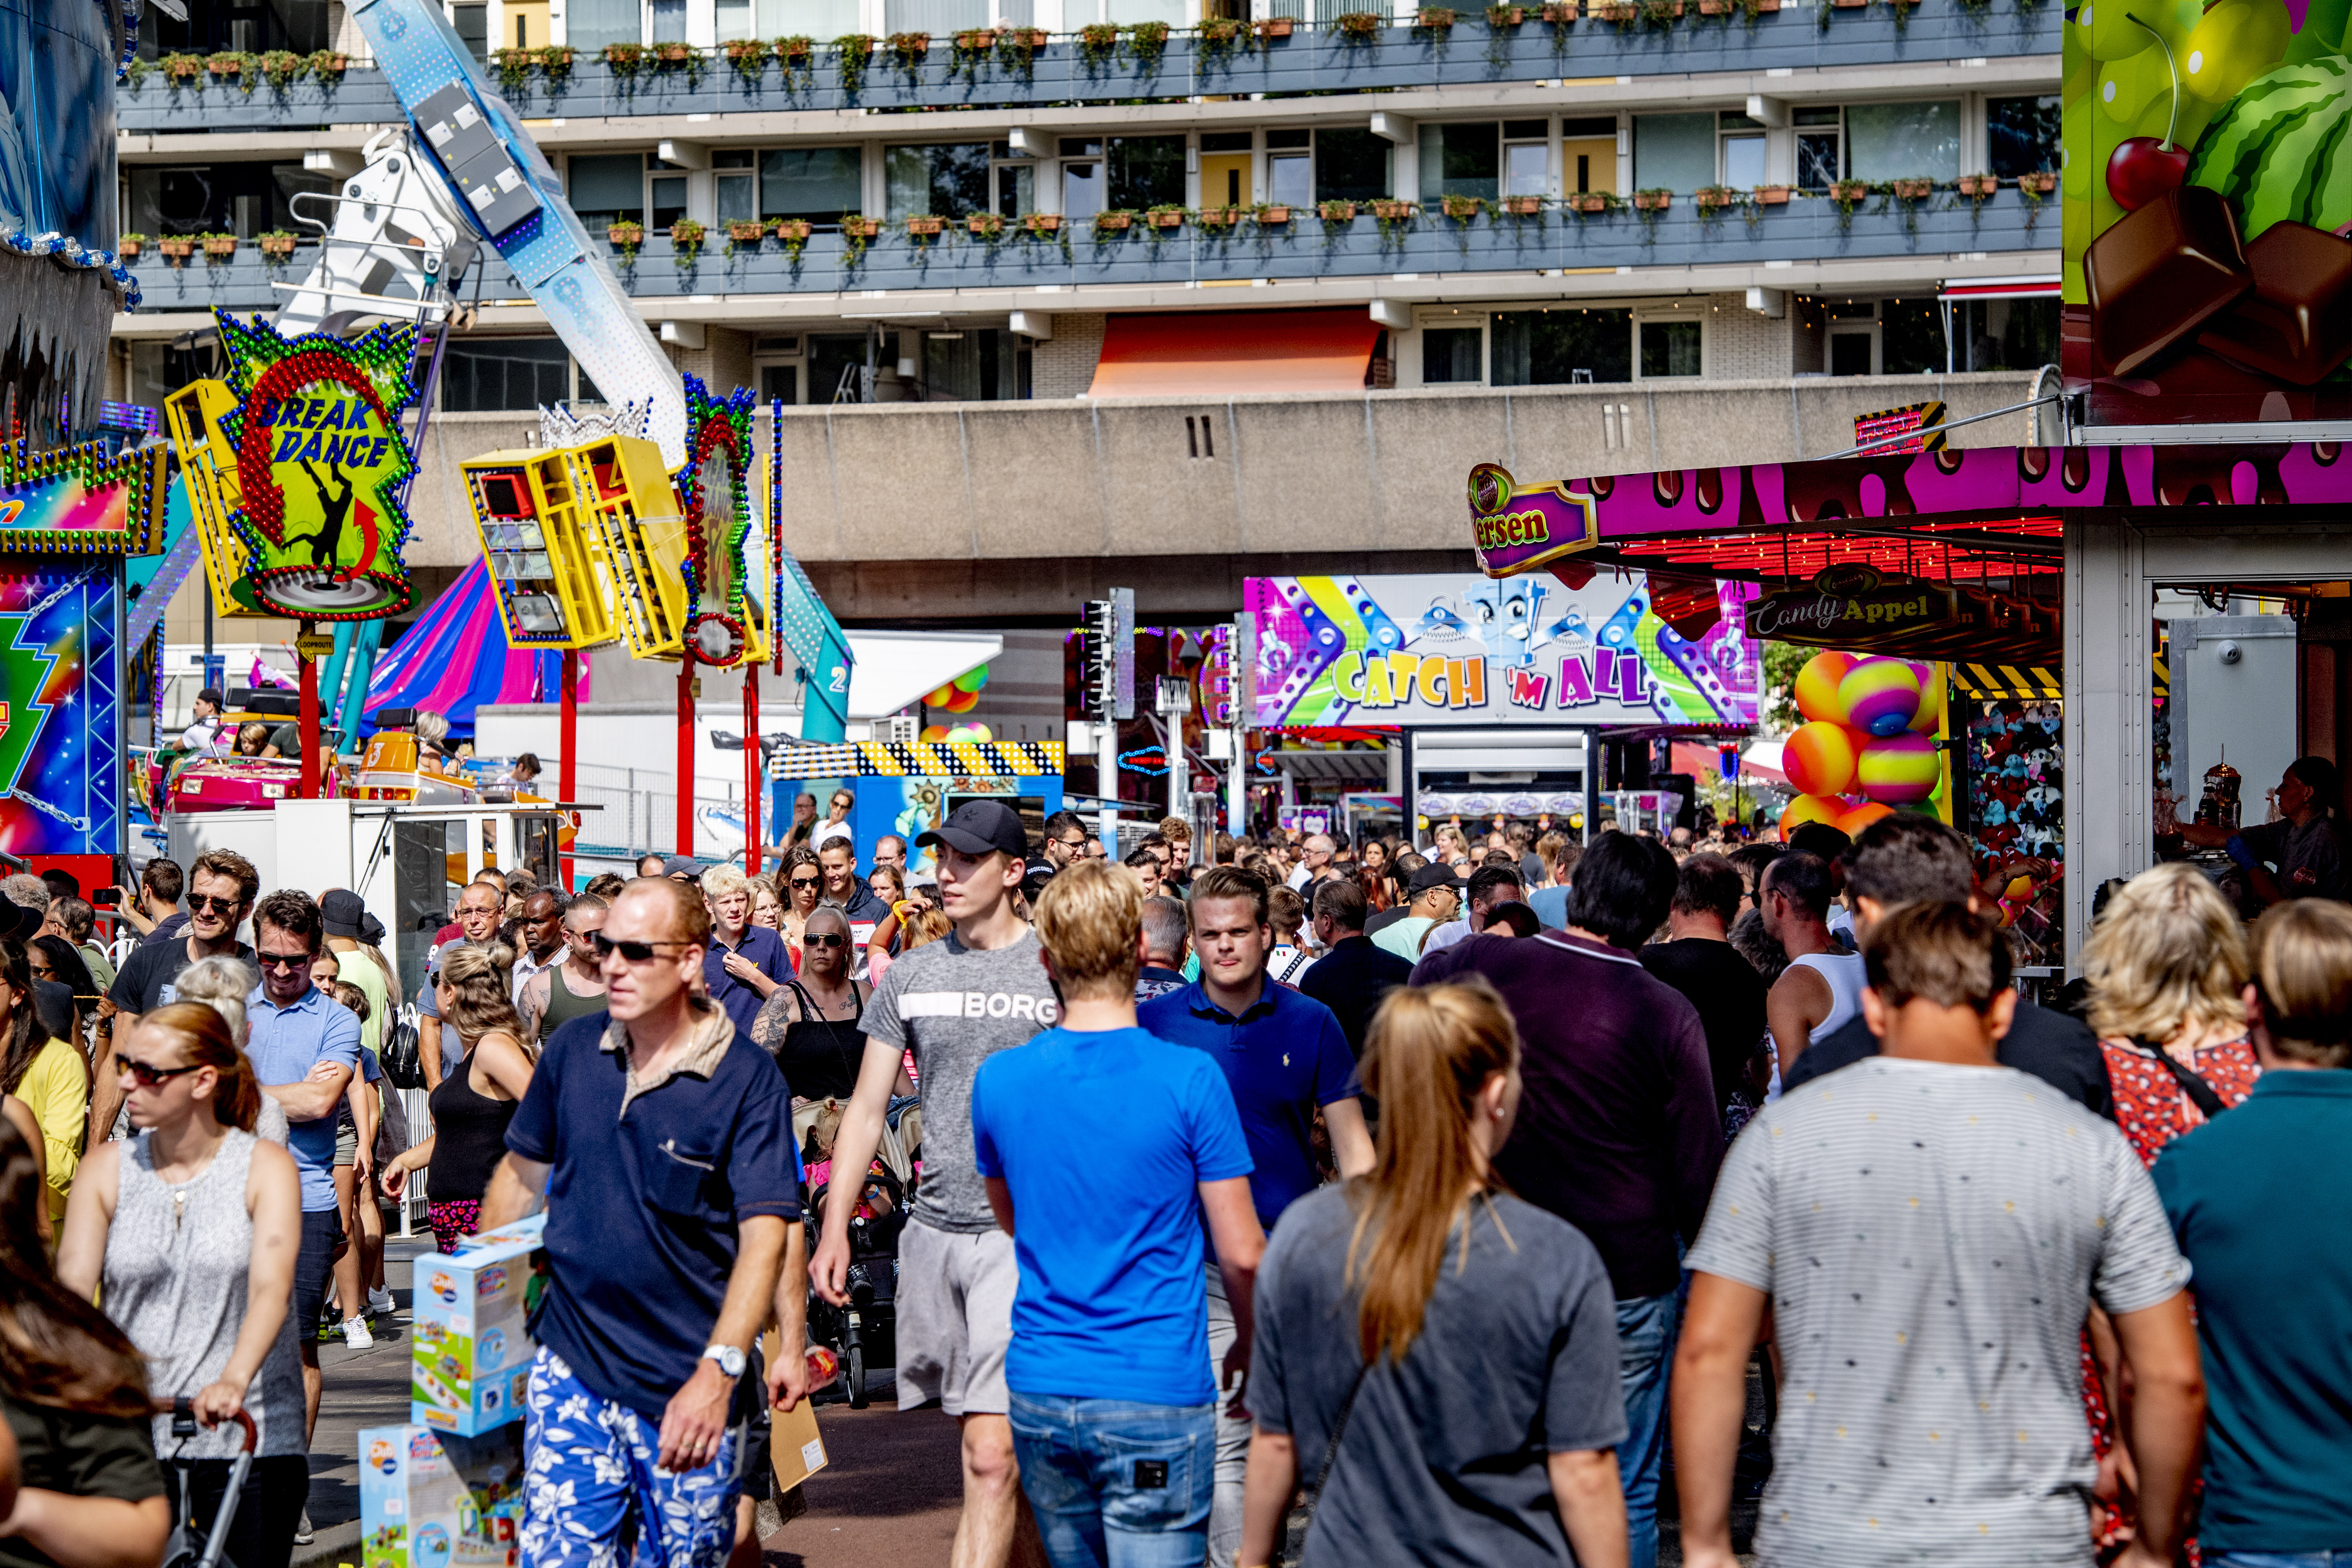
[1109,136,1186,210]
[1417,122,1499,203]
[1265,128,1311,150]
[1503,118,1548,141]
[1722,133,1766,189]
[567,154,645,227]
[1062,162,1103,221]
[758,0,860,33]
[886,0,987,31]
[1503,143,1547,197]
[924,333,983,401]
[1200,131,1252,153]
[443,338,572,412]
[1796,131,1840,191]
[1108,0,1186,23]
[1956,297,2060,371]
[1315,128,1390,203]
[1881,297,1944,374]
[922,143,993,216]
[1829,330,1875,375]
[1633,113,1715,193]
[1422,327,1483,384]
[995,163,1035,218]
[1846,100,1960,182]
[1491,308,1631,385]
[716,173,756,225]
[1268,153,1312,207]
[649,175,688,230]
[717,0,755,41]
[1987,95,2062,178]
[1639,319,1701,377]
[650,0,688,42]
[566,0,640,48]
[763,147,863,221]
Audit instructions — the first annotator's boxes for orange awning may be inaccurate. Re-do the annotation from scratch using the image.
[1087,309,1383,397]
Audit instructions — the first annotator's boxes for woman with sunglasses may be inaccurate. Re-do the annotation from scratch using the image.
[0,939,88,1235]
[748,874,785,933]
[381,944,534,1253]
[55,1002,305,1567]
[778,846,823,972]
[753,909,906,1159]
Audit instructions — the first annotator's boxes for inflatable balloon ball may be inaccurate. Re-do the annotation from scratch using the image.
[1836,800,1895,837]
[922,683,958,709]
[1906,665,1945,735]
[942,687,982,714]
[1794,651,1859,724]
[1839,657,1927,738]
[945,722,992,742]
[1779,793,1844,841]
[953,667,989,694]
[1857,732,1940,806]
[1784,721,1862,798]
[920,724,950,741]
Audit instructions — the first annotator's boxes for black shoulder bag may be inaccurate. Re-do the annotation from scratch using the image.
[2130,1038,2231,1121]
[1296,1360,1373,1554]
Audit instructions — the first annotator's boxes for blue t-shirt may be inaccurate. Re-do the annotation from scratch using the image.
[1139,981,1358,1231]
[1527,884,1571,932]
[2152,1070,2352,1552]
[703,922,791,1038]
[245,984,363,1212]
[505,1009,804,1419]
[971,1025,1252,1406]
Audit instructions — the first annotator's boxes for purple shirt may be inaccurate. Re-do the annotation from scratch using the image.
[704,922,791,1038]
[1411,930,1723,1299]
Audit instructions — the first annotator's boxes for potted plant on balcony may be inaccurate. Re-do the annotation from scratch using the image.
[1828,176,1870,228]
[907,214,946,237]
[1196,205,1242,229]
[1334,10,1387,40]
[493,46,536,92]
[1020,211,1063,238]
[118,234,147,261]
[1254,202,1294,225]
[158,234,195,262]
[725,36,770,80]
[608,219,645,260]
[1888,175,1934,201]
[1630,187,1671,210]
[1198,15,1246,62]
[2018,169,2056,194]
[534,44,573,83]
[257,229,298,259]
[311,48,351,77]
[1145,203,1188,229]
[775,219,813,261]
[833,33,876,90]
[1694,183,1742,210]
[1438,192,1482,221]
[1093,208,1136,235]
[162,52,204,82]
[779,34,815,62]
[1540,0,1577,20]
[1256,15,1297,37]
[1500,194,1544,215]
[1008,26,1050,47]
[1593,0,1637,20]
[201,232,239,259]
[603,40,646,79]
[1955,172,1999,199]
[654,40,695,65]
[1569,190,1617,214]
[1126,19,1172,67]
[888,31,931,74]
[1370,198,1415,241]
[1317,199,1358,222]
[727,218,768,250]
[1751,183,1791,203]
[1078,22,1122,67]
[205,50,244,80]
[258,49,304,89]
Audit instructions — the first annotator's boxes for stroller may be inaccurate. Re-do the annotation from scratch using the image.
[157,1397,258,1568]
[803,1093,918,1408]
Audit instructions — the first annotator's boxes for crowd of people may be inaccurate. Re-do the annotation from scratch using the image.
[3,793,2350,1568]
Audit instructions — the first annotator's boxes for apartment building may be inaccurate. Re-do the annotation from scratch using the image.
[114,0,2059,629]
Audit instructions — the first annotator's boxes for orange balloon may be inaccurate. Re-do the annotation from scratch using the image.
[1784,721,1862,797]
[920,724,949,741]
[943,687,981,713]
[1794,651,1859,724]
[1835,801,1895,837]
[1779,793,1843,842]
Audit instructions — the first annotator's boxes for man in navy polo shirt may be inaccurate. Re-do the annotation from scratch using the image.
[1139,864,1371,1568]
[699,863,788,1035]
[484,877,809,1568]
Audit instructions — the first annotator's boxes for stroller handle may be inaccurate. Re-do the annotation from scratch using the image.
[155,1396,259,1456]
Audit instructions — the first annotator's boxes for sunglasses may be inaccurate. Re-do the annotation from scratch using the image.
[188,893,243,915]
[115,1054,202,1089]
[790,877,821,890]
[591,933,696,962]
[803,933,846,949]
[255,950,313,970]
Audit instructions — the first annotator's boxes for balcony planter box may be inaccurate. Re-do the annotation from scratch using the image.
[1256,204,1293,224]
[1370,199,1414,220]
[1317,201,1358,221]
[202,235,239,258]
[1488,5,1528,21]
[654,42,695,62]
[117,237,144,260]
[1148,209,1187,228]
[1829,179,1871,204]
[1020,212,1061,234]
[774,220,814,241]
[313,52,350,75]
[1752,185,1791,204]
[158,236,195,261]
[1955,173,1999,197]
[1333,12,1386,36]
[207,54,243,78]
[608,221,644,245]
[1540,1,1577,18]
[1630,191,1670,211]
[1094,211,1135,230]
[1592,2,1636,19]
[1008,27,1050,46]
[953,29,1000,48]
[890,32,931,60]
[1572,192,1613,212]
[727,220,767,243]
[907,216,945,235]
[1889,178,1935,200]
[1500,196,1544,215]
[1256,15,1296,34]
[783,37,815,59]
[1197,207,1243,228]
[2018,171,2057,194]
[1831,0,1867,7]
[165,55,203,80]
[1440,194,1483,219]
[842,217,882,238]
[1695,187,1740,209]
[258,234,298,258]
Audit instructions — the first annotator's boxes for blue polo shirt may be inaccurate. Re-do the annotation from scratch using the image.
[1139,980,1358,1231]
[971,1025,1252,1404]
[703,921,791,1038]
[2152,1069,2352,1552]
[245,982,363,1212]
[506,1008,803,1419]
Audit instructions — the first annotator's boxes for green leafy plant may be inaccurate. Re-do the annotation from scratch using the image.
[256,228,299,261]
[1126,20,1172,68]
[724,36,771,81]
[651,40,707,87]
[1143,201,1190,238]
[1636,0,1681,27]
[1334,9,1386,38]
[257,49,304,88]
[1371,197,1415,241]
[1078,22,1122,68]
[1882,0,1918,29]
[1566,190,1622,219]
[1694,183,1744,219]
[670,219,707,264]
[603,40,646,80]
[840,215,879,267]
[774,35,815,87]
[726,218,768,252]
[492,46,536,94]
[994,27,1049,78]
[1483,4,1525,65]
[775,218,813,261]
[1631,187,1672,231]
[834,34,876,91]
[608,219,645,262]
[122,53,151,88]
[117,233,149,257]
[949,28,995,81]
[1828,177,1870,230]
[160,51,205,85]
[1092,208,1138,237]
[1197,16,1247,63]
[1438,192,1483,222]
[887,31,931,77]
[200,230,241,259]
[534,45,574,85]
[208,52,261,92]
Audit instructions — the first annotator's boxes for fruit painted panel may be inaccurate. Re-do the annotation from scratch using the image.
[2064,0,2352,426]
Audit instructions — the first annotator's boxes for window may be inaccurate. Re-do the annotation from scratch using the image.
[1633,113,1715,194]
[1315,127,1390,204]
[567,153,644,230]
[651,0,688,43]
[994,158,1035,218]
[717,0,755,42]
[888,0,988,31]
[1422,327,1483,383]
[442,338,570,412]
[1491,308,1632,385]
[650,173,688,230]
[1639,319,1701,377]
[921,329,1028,401]
[1719,112,1766,188]
[1418,123,1500,205]
[1502,119,1549,198]
[885,143,992,219]
[1987,95,2061,178]
[714,149,755,227]
[1062,159,1103,221]
[453,2,488,59]
[566,0,638,48]
[757,0,858,32]
[1201,131,1253,210]
[762,147,862,222]
[1110,136,1186,210]
[1846,101,1960,182]
[1109,0,1186,25]
[1796,108,1842,192]
[1881,297,1943,374]
[1954,297,2060,371]
[1562,116,1616,197]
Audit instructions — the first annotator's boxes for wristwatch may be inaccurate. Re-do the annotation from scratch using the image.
[701,1343,747,1379]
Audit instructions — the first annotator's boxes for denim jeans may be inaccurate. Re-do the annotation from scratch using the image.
[1615,1290,1682,1568]
[2209,1553,2352,1567]
[1006,1390,1216,1568]
[1202,1262,1251,1568]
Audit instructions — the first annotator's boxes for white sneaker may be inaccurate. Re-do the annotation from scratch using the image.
[368,1286,396,1314]
[294,1510,315,1545]
[341,1317,374,1349]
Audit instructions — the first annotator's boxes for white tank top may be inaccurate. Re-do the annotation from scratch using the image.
[1789,949,1867,1041]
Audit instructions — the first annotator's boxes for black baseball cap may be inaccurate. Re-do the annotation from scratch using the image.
[917,800,1028,861]
[1407,864,1464,897]
[321,888,368,938]
[0,893,37,943]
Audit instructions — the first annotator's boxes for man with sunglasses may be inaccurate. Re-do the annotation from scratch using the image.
[485,878,805,1568]
[242,888,362,1462]
[519,892,610,1046]
[100,849,259,1145]
[1040,810,1089,872]
[814,799,1061,1568]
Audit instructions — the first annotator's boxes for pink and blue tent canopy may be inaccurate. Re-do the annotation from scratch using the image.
[361,560,578,739]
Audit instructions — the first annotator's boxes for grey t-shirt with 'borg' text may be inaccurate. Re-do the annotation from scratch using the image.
[859,928,1059,1233]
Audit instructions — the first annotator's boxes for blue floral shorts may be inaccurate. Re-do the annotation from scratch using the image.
[519,1345,745,1568]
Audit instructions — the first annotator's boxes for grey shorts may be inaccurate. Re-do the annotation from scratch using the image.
[896,1220,1016,1418]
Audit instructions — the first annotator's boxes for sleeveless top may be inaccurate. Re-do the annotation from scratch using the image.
[772,981,866,1102]
[427,1039,521,1203]
[103,1128,305,1458]
[1789,949,1867,1041]
[535,963,606,1042]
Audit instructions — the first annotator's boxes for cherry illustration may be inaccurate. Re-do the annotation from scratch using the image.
[2106,11,2191,210]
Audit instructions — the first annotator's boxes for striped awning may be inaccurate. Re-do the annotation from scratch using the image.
[769,740,1066,779]
[1952,662,2061,699]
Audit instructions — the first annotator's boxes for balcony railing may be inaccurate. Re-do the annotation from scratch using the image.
[122,186,2052,312]
[117,2,2058,133]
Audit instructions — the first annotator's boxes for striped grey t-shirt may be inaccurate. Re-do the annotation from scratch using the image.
[1687,1056,2189,1568]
